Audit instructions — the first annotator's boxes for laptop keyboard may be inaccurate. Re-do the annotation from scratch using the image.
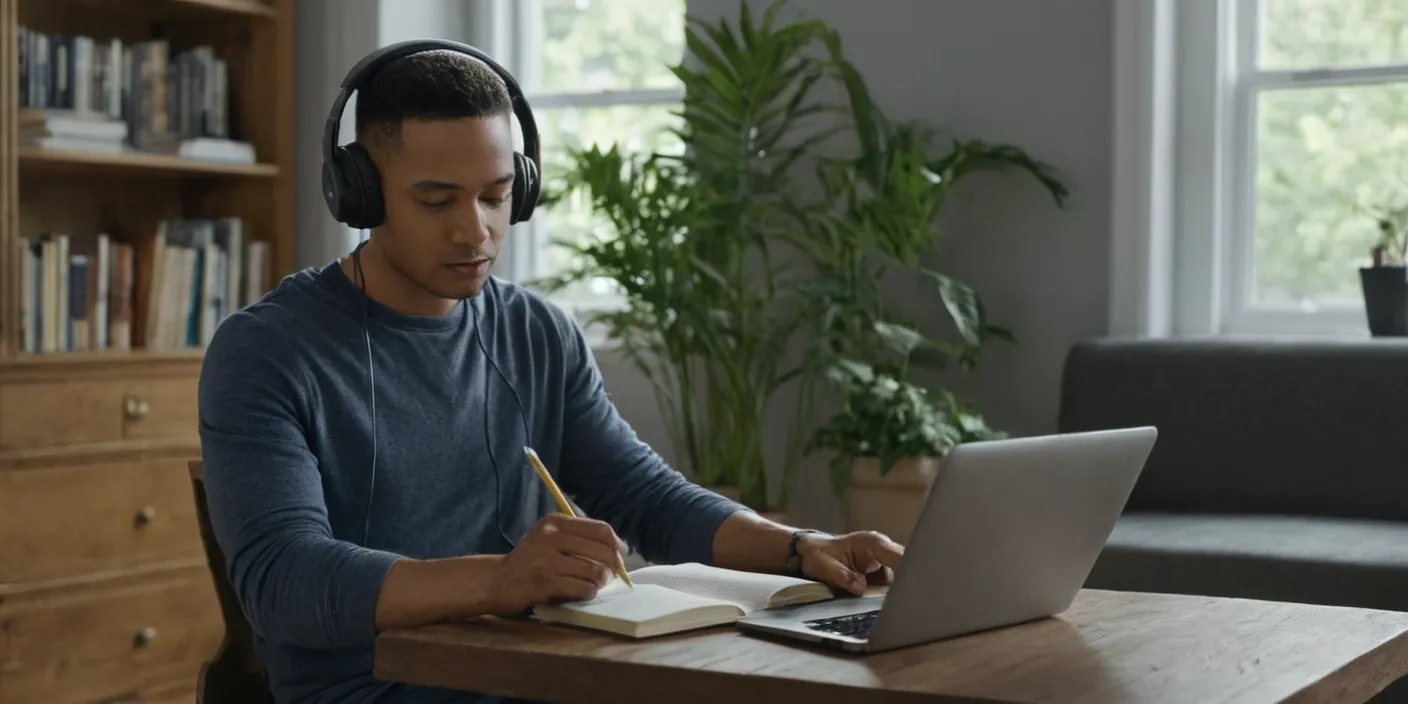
[803,610,878,639]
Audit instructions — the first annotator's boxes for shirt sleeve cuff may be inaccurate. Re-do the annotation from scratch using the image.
[667,490,747,566]
[338,547,404,644]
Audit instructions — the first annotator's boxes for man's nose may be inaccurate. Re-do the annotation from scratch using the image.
[450,203,489,248]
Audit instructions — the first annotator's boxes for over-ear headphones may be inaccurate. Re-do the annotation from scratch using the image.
[321,39,542,229]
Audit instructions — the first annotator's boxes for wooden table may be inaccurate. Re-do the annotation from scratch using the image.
[374,589,1408,703]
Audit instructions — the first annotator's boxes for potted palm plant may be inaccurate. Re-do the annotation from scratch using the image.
[535,1,847,512]
[786,46,1068,535]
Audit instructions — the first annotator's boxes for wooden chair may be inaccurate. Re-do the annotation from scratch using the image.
[188,460,274,703]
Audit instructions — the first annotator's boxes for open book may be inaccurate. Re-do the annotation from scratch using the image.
[530,562,836,638]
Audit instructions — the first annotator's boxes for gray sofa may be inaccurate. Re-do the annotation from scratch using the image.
[1059,337,1408,698]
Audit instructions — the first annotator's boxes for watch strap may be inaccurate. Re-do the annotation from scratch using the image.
[786,529,824,578]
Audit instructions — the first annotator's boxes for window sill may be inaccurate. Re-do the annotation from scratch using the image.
[1220,305,1371,338]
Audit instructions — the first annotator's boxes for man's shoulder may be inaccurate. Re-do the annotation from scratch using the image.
[488,277,583,340]
[206,269,340,368]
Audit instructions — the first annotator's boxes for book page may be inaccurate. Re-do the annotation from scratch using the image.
[539,583,739,623]
[627,563,833,613]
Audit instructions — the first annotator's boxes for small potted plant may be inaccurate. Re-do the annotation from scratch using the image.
[1360,203,1408,337]
[805,359,1003,543]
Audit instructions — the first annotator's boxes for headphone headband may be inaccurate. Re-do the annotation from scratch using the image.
[322,38,541,176]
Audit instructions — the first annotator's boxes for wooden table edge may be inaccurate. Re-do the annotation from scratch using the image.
[373,622,996,704]
[1287,627,1408,704]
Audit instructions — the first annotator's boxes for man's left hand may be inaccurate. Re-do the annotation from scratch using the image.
[797,531,904,596]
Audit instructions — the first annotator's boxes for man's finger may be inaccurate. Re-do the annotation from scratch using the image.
[865,565,895,585]
[554,533,622,569]
[861,533,905,570]
[555,516,622,548]
[811,553,866,596]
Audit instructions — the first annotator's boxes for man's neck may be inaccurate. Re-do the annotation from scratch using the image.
[341,239,458,317]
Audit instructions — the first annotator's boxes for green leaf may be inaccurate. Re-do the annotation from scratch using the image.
[872,320,925,356]
[984,324,1016,343]
[926,270,984,345]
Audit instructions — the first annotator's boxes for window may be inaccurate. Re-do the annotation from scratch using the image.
[1224,0,1408,333]
[1145,0,1408,337]
[504,0,686,314]
[1117,0,1408,337]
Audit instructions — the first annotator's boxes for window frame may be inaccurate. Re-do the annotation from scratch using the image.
[497,0,685,327]
[1222,0,1408,335]
[1113,0,1408,338]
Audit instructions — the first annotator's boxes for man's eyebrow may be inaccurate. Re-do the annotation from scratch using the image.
[411,180,461,191]
[410,173,514,191]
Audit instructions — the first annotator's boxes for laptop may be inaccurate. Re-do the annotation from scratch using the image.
[736,426,1157,653]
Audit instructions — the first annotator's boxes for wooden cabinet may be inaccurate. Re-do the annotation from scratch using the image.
[0,0,295,701]
[0,563,224,704]
[0,356,219,703]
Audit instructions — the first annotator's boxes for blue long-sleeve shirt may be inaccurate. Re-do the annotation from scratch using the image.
[197,261,741,704]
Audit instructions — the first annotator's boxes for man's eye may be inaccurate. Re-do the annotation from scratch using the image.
[482,195,509,207]
[420,200,452,210]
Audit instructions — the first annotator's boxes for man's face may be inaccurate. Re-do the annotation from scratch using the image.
[374,114,516,301]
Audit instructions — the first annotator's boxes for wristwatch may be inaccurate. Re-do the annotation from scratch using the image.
[786,529,825,578]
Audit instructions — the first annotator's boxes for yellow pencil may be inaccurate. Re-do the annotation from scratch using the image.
[523,446,634,588]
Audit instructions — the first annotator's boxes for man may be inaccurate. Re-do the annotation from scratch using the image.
[198,48,904,704]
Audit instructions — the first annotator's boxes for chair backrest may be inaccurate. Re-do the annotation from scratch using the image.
[188,459,274,704]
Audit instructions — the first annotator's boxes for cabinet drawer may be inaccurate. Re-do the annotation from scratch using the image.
[122,377,200,442]
[0,459,205,584]
[0,375,198,450]
[0,565,222,704]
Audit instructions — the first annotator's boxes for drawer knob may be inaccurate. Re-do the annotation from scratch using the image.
[123,396,151,420]
[134,626,157,646]
[135,505,157,525]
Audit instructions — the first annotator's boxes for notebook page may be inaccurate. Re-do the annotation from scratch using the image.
[550,582,738,623]
[628,563,822,613]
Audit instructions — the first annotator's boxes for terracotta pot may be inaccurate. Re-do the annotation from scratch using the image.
[843,456,940,544]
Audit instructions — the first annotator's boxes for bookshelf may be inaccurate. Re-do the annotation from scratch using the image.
[0,0,292,701]
[2,0,293,361]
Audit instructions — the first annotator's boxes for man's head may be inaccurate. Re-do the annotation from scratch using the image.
[355,49,515,302]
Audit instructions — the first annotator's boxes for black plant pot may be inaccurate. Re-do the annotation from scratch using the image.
[1360,266,1408,337]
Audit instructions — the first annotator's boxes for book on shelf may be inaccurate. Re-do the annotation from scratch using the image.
[17,218,270,355]
[17,28,255,163]
[530,563,838,639]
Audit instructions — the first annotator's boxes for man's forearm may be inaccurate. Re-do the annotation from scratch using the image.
[373,554,507,632]
[710,510,799,574]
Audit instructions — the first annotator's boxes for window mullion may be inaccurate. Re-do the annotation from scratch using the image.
[1244,64,1408,91]
[1223,0,1262,328]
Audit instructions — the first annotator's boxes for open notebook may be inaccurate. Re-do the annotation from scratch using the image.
[530,562,836,638]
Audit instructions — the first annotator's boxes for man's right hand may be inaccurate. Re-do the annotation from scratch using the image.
[490,513,623,613]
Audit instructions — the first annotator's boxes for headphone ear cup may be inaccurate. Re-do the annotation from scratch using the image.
[323,147,357,224]
[330,146,367,227]
[344,143,385,229]
[510,151,540,225]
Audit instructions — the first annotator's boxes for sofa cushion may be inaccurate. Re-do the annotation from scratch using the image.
[1087,513,1408,612]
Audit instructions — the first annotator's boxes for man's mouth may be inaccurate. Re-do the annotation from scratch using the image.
[446,258,491,276]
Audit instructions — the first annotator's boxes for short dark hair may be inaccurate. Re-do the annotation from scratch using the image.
[354,49,512,149]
